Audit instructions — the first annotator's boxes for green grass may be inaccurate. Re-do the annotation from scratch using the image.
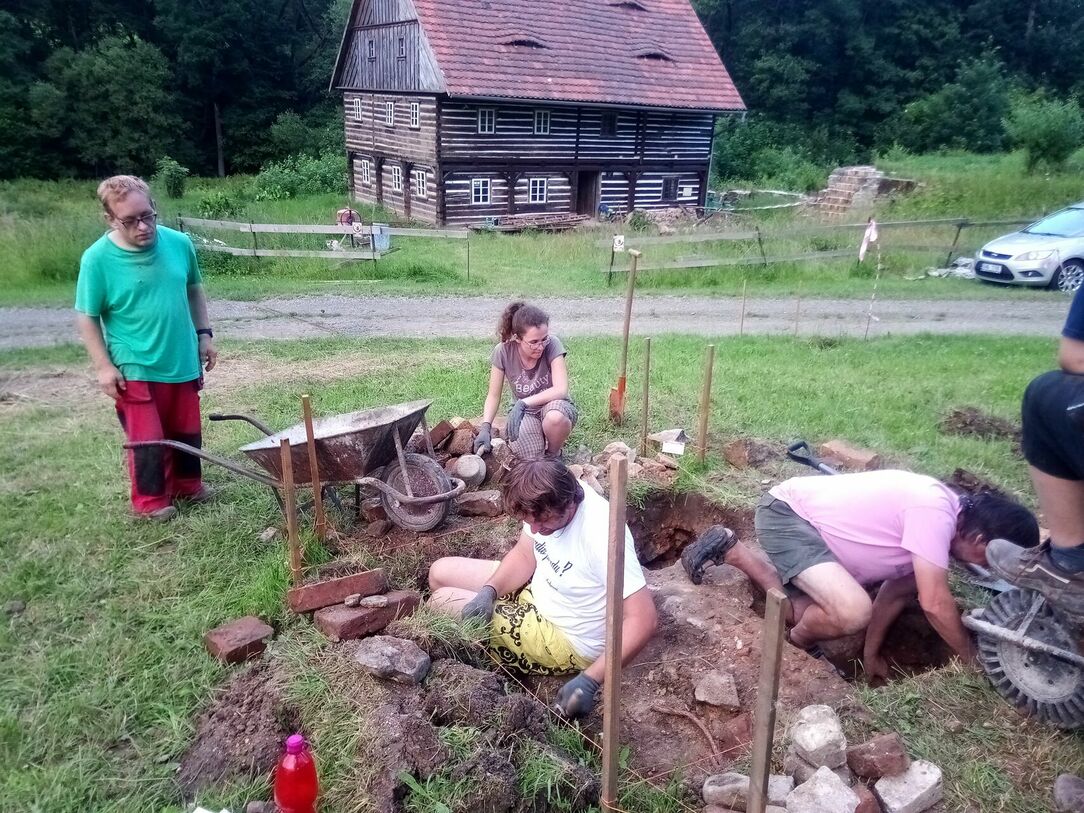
[1,151,1081,306]
[0,332,1076,811]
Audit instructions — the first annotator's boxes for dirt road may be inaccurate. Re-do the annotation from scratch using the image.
[1,293,1069,350]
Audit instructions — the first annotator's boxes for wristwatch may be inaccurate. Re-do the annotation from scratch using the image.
[197,328,214,338]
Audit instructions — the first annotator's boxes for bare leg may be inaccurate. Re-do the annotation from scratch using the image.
[427,557,499,616]
[788,562,872,647]
[722,542,812,624]
[1031,465,1084,549]
[542,411,572,457]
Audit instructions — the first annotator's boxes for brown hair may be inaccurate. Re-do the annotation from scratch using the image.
[96,175,152,216]
[497,301,549,343]
[502,459,584,518]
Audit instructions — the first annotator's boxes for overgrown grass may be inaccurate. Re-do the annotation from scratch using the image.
[2,151,1081,306]
[0,332,1076,811]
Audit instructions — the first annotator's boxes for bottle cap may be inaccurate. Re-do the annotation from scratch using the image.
[285,734,306,754]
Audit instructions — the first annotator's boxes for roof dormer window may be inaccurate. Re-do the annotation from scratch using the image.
[636,49,674,62]
[609,0,649,9]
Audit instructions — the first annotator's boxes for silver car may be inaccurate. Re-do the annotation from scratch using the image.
[975,202,1084,293]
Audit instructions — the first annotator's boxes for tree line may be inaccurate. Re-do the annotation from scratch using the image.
[1,0,1082,180]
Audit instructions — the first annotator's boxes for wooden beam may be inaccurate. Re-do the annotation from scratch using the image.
[600,452,629,810]
[747,588,790,813]
[301,395,327,541]
[280,438,303,587]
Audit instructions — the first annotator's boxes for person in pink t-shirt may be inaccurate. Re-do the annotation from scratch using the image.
[682,470,1039,677]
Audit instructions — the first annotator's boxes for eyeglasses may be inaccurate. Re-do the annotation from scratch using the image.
[116,212,158,230]
[521,336,551,349]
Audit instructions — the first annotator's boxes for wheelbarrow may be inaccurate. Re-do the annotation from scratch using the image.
[125,399,465,532]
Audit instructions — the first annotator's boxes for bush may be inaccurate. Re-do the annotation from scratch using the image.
[196,191,241,219]
[626,210,652,232]
[1004,94,1084,173]
[711,114,848,192]
[153,156,189,199]
[251,150,347,201]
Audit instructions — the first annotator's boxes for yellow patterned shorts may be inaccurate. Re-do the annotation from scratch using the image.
[487,587,592,676]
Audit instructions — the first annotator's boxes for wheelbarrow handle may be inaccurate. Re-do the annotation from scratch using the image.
[208,413,277,437]
[356,476,467,506]
[123,440,280,487]
[786,440,838,476]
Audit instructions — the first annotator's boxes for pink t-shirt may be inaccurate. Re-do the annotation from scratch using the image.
[768,470,961,585]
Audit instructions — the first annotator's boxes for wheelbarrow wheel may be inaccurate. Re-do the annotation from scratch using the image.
[380,453,453,532]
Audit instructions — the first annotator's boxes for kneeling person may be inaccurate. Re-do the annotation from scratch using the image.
[428,459,657,717]
[682,470,1038,677]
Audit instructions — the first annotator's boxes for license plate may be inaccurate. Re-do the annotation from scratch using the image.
[978,262,1000,272]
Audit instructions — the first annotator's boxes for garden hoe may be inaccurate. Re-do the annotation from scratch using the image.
[609,249,640,423]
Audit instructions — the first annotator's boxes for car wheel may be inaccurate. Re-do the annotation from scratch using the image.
[1050,260,1084,294]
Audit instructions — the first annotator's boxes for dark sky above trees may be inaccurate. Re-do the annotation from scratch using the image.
[0,0,1080,179]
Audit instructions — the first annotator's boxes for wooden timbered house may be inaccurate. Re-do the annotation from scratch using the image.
[330,0,745,226]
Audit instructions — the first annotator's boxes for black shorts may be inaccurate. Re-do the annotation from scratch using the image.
[1022,370,1084,480]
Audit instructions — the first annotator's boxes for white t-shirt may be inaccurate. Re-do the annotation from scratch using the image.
[524,482,648,660]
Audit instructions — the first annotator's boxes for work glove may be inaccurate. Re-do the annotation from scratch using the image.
[473,422,493,455]
[461,584,497,622]
[507,400,527,442]
[553,672,600,719]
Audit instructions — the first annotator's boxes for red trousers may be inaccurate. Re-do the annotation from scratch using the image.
[115,380,203,514]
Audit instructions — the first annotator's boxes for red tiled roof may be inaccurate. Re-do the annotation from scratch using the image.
[411,0,744,112]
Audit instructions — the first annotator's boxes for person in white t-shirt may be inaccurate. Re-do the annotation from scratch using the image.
[428,459,657,718]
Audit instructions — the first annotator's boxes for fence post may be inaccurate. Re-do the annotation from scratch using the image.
[747,588,790,813]
[944,220,967,267]
[755,226,769,267]
[466,235,471,281]
[600,453,629,811]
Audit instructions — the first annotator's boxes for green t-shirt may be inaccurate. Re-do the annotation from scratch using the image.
[75,226,204,383]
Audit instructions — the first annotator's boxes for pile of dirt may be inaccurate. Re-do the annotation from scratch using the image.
[176,662,299,799]
[939,406,1022,446]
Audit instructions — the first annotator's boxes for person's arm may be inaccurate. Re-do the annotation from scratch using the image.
[581,587,658,684]
[520,353,569,408]
[862,574,917,679]
[76,313,125,400]
[481,366,505,424]
[913,557,975,664]
[483,530,537,596]
[187,283,217,372]
[1058,335,1084,374]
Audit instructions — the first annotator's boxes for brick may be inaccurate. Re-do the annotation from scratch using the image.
[818,439,882,471]
[429,420,455,449]
[854,784,882,813]
[847,733,910,780]
[455,489,503,517]
[314,590,421,642]
[446,424,476,457]
[723,438,775,469]
[287,569,389,614]
[204,616,274,664]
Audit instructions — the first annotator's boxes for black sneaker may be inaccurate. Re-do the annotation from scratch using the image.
[986,538,1084,616]
[681,526,737,585]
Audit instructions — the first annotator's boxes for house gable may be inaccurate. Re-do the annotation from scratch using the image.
[330,0,445,93]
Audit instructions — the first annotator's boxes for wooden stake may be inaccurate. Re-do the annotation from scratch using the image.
[601,453,629,811]
[639,337,652,458]
[793,296,801,337]
[280,438,302,587]
[697,344,715,465]
[747,588,790,813]
[739,279,747,337]
[301,395,327,541]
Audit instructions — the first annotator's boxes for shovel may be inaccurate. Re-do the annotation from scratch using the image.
[609,249,641,423]
[785,440,838,475]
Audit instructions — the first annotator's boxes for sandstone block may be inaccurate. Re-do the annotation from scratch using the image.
[353,635,431,684]
[818,439,882,471]
[874,761,943,813]
[455,489,503,517]
[789,704,848,768]
[695,671,741,711]
[786,766,860,813]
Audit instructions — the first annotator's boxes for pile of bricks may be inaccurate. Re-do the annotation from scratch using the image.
[288,568,421,643]
[811,166,886,217]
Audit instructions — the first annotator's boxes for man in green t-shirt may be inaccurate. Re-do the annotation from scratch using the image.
[75,175,218,521]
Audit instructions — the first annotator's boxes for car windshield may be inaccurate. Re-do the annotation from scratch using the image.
[1024,207,1084,237]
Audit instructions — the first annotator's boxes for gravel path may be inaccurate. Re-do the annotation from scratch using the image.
[1,294,1069,350]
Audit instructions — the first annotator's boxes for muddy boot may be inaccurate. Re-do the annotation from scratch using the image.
[987,538,1084,616]
[681,526,737,585]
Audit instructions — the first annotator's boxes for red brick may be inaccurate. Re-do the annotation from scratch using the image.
[818,439,883,471]
[204,616,274,664]
[854,782,882,813]
[287,569,389,614]
[429,420,455,449]
[313,590,421,642]
[446,424,476,457]
[847,733,911,780]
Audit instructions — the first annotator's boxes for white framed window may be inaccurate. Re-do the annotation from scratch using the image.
[360,159,371,185]
[367,40,375,60]
[534,109,550,135]
[529,178,548,204]
[351,98,362,121]
[477,108,495,134]
[391,165,403,192]
[413,169,427,198]
[471,178,491,205]
[398,37,406,58]
[410,101,420,129]
[385,100,395,126]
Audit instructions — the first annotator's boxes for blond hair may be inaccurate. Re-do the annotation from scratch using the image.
[96,175,152,215]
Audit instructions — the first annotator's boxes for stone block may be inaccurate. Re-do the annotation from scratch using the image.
[595,440,636,467]
[848,733,910,780]
[446,424,476,457]
[287,568,389,614]
[789,704,848,768]
[361,497,387,523]
[702,773,790,810]
[855,783,882,813]
[786,766,860,813]
[314,590,421,642]
[723,438,775,469]
[455,489,504,517]
[204,616,273,664]
[694,670,741,711]
[818,439,882,471]
[786,746,853,785]
[874,761,943,813]
[1055,773,1084,813]
[353,635,431,684]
